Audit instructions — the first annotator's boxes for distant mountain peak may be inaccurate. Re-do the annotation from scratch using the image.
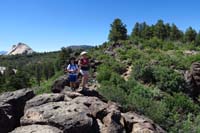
[67,45,94,50]
[7,43,34,55]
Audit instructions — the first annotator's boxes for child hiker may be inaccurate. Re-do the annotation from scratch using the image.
[67,57,79,91]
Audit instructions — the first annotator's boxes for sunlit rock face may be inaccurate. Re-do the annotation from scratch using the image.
[7,43,34,55]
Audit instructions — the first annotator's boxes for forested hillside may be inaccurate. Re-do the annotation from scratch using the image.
[0,47,80,93]
[91,19,200,132]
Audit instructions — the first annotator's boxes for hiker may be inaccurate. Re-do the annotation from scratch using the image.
[67,57,79,90]
[78,51,90,89]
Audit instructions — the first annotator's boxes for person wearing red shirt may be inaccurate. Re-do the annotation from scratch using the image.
[78,51,90,89]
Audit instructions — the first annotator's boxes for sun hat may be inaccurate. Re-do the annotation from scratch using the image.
[80,51,88,56]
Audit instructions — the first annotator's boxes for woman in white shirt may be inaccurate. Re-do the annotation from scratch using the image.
[67,57,78,90]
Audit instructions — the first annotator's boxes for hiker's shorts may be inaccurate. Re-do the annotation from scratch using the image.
[80,70,89,76]
[68,74,77,82]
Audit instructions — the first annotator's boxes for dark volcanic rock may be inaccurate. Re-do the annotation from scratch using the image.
[0,89,35,133]
[122,112,166,133]
[72,96,108,117]
[11,124,62,133]
[0,103,14,133]
[102,111,125,133]
[0,89,34,104]
[77,88,107,102]
[185,62,200,100]
[51,75,70,93]
[2,87,165,133]
[21,101,98,133]
[25,93,65,111]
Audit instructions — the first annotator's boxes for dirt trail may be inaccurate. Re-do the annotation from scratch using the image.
[122,65,132,81]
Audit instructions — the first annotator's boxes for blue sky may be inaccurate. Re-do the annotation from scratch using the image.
[0,0,200,52]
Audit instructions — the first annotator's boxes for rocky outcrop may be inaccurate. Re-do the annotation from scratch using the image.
[24,93,65,111]
[0,89,35,133]
[21,101,96,133]
[185,62,200,100]
[51,75,70,93]
[11,125,62,133]
[7,42,34,55]
[0,88,165,133]
[122,112,165,133]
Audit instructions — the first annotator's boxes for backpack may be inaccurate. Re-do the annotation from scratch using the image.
[67,64,78,72]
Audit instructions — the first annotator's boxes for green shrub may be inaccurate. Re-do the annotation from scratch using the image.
[126,48,144,61]
[97,70,127,105]
[109,61,127,74]
[153,66,185,93]
[163,93,200,114]
[142,37,163,49]
[145,101,167,124]
[162,42,176,50]
[127,83,167,124]
[109,72,125,86]
[186,54,200,66]
[99,80,127,106]
[132,59,155,83]
[160,93,200,131]
[96,65,112,83]
[169,113,200,133]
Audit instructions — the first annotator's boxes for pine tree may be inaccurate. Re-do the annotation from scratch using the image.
[35,63,42,86]
[59,47,72,66]
[108,18,127,42]
[43,62,49,80]
[165,23,171,40]
[131,22,141,38]
[154,20,167,40]
[195,32,200,46]
[141,22,153,40]
[170,24,183,41]
[185,27,197,42]
[0,72,4,89]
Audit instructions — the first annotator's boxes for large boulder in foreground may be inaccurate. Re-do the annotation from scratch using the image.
[0,89,35,133]
[0,87,165,133]
[11,124,62,133]
[24,93,65,111]
[21,101,98,133]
